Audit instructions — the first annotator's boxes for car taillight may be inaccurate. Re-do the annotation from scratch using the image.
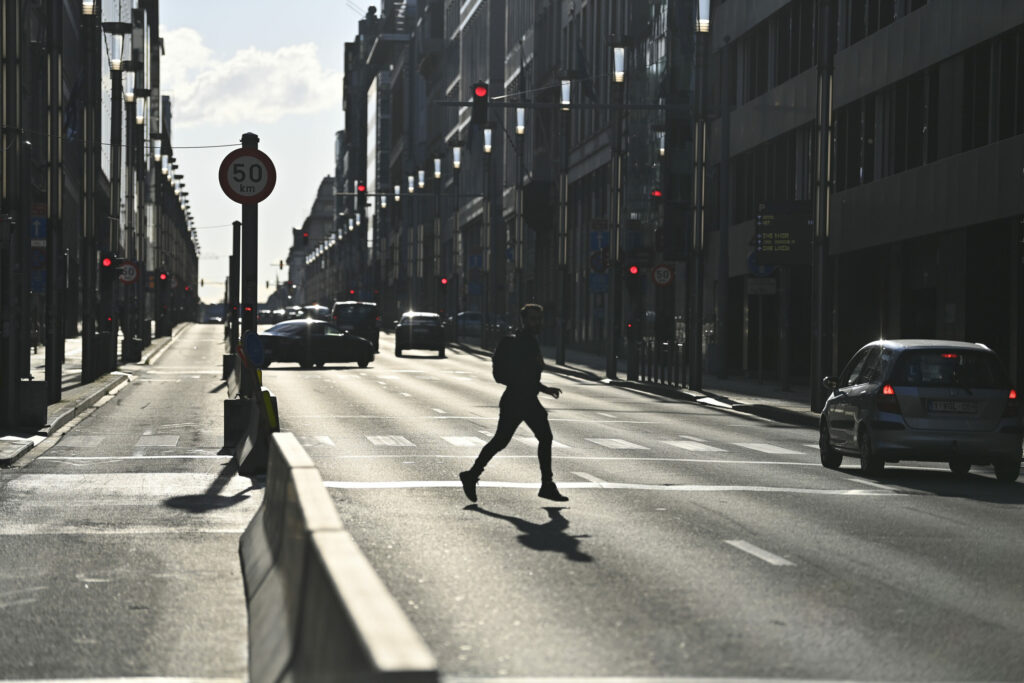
[877,384,901,414]
[1004,389,1020,418]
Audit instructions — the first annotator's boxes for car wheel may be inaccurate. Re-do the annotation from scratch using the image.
[358,355,370,368]
[438,346,446,358]
[993,456,1022,483]
[819,421,842,470]
[299,360,313,369]
[395,346,403,357]
[858,428,884,476]
[948,458,971,476]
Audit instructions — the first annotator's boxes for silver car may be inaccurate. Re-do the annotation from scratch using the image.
[820,339,1023,481]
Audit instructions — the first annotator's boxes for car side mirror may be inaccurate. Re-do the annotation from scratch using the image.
[822,376,839,392]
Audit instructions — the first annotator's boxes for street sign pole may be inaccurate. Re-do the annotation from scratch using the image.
[240,134,259,335]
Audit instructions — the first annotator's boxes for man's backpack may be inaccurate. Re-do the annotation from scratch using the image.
[492,335,515,385]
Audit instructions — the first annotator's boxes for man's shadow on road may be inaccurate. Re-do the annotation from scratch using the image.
[164,459,264,513]
[466,504,594,563]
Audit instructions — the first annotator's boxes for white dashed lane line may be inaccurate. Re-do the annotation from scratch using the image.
[724,540,795,566]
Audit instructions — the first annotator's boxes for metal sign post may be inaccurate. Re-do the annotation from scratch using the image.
[219,134,276,337]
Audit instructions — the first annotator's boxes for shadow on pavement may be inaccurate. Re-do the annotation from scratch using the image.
[465,504,594,562]
[844,467,1024,504]
[163,458,263,513]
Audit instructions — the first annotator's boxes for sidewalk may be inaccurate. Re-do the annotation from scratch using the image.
[452,336,820,429]
[0,327,184,467]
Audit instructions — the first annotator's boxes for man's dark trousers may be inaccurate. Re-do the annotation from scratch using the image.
[469,388,553,480]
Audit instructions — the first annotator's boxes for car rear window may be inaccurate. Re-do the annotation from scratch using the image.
[890,350,1009,389]
[334,304,376,322]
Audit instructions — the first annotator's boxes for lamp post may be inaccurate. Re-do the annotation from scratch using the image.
[605,45,628,379]
[433,155,443,313]
[556,78,571,365]
[514,106,526,314]
[482,126,493,349]
[451,141,462,340]
[689,1,710,390]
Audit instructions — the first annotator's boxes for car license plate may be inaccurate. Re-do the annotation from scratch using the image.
[928,400,977,414]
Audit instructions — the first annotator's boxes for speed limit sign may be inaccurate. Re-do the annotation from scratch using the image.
[651,263,674,287]
[118,260,139,285]
[218,148,277,204]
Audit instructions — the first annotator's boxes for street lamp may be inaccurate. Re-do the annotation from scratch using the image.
[612,46,626,83]
[483,127,493,155]
[482,127,494,348]
[450,140,463,337]
[557,76,572,365]
[408,174,415,194]
[417,169,426,190]
[433,156,442,180]
[560,79,571,111]
[515,107,525,136]
[689,0,711,391]
[607,43,627,378]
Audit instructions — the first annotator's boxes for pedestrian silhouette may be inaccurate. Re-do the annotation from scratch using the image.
[460,303,568,502]
[467,505,593,562]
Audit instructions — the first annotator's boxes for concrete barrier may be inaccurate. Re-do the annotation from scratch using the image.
[231,387,279,476]
[240,432,438,683]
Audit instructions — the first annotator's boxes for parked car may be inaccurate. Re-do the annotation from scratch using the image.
[395,312,446,358]
[258,319,373,369]
[449,311,515,339]
[331,300,380,352]
[820,339,1023,481]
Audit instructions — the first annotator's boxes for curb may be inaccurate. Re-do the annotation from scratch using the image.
[0,372,131,468]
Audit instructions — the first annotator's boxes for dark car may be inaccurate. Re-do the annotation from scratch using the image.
[331,301,380,352]
[258,319,373,369]
[820,339,1023,481]
[395,312,446,358]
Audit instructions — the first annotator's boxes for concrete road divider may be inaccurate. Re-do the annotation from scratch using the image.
[240,432,438,683]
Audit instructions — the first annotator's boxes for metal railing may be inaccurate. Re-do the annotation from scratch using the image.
[631,340,688,388]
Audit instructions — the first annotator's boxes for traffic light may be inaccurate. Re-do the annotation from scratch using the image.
[278,260,284,270]
[650,188,664,201]
[158,271,168,283]
[471,82,488,125]
[625,264,641,298]
[440,276,449,286]
[356,182,367,210]
[302,231,309,246]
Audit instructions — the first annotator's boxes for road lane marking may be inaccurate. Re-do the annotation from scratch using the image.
[664,440,726,452]
[514,436,570,449]
[735,443,802,455]
[846,477,897,491]
[676,435,708,441]
[443,436,487,447]
[55,435,104,448]
[309,454,819,465]
[134,435,180,447]
[586,438,649,450]
[321,480,904,496]
[433,408,447,414]
[597,412,617,418]
[367,436,416,447]
[724,540,795,566]
[37,455,230,461]
[572,471,609,487]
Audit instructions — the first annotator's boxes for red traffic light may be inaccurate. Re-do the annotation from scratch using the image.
[357,183,366,193]
[440,277,449,285]
[650,189,663,199]
[349,289,355,295]
[628,265,639,275]
[158,272,168,281]
[474,84,488,98]
[101,257,113,268]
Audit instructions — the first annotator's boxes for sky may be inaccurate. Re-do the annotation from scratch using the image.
[158,0,365,305]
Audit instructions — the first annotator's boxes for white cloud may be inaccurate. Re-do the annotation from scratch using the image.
[161,27,342,128]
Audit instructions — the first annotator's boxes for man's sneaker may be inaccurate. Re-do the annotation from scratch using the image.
[538,481,568,502]
[459,471,478,502]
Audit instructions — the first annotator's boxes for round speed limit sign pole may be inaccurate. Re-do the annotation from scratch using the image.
[220,133,276,337]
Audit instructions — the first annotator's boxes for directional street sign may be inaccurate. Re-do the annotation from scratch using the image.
[219,148,277,204]
[30,217,47,247]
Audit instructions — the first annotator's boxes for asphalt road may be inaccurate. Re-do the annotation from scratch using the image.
[263,331,1024,682]
[0,323,254,680]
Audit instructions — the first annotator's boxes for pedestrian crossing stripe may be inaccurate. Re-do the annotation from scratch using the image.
[367,435,416,446]
[735,442,803,455]
[585,438,648,450]
[443,436,487,447]
[514,436,570,449]
[664,440,726,452]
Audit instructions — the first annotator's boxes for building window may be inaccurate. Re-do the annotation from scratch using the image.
[962,43,991,152]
